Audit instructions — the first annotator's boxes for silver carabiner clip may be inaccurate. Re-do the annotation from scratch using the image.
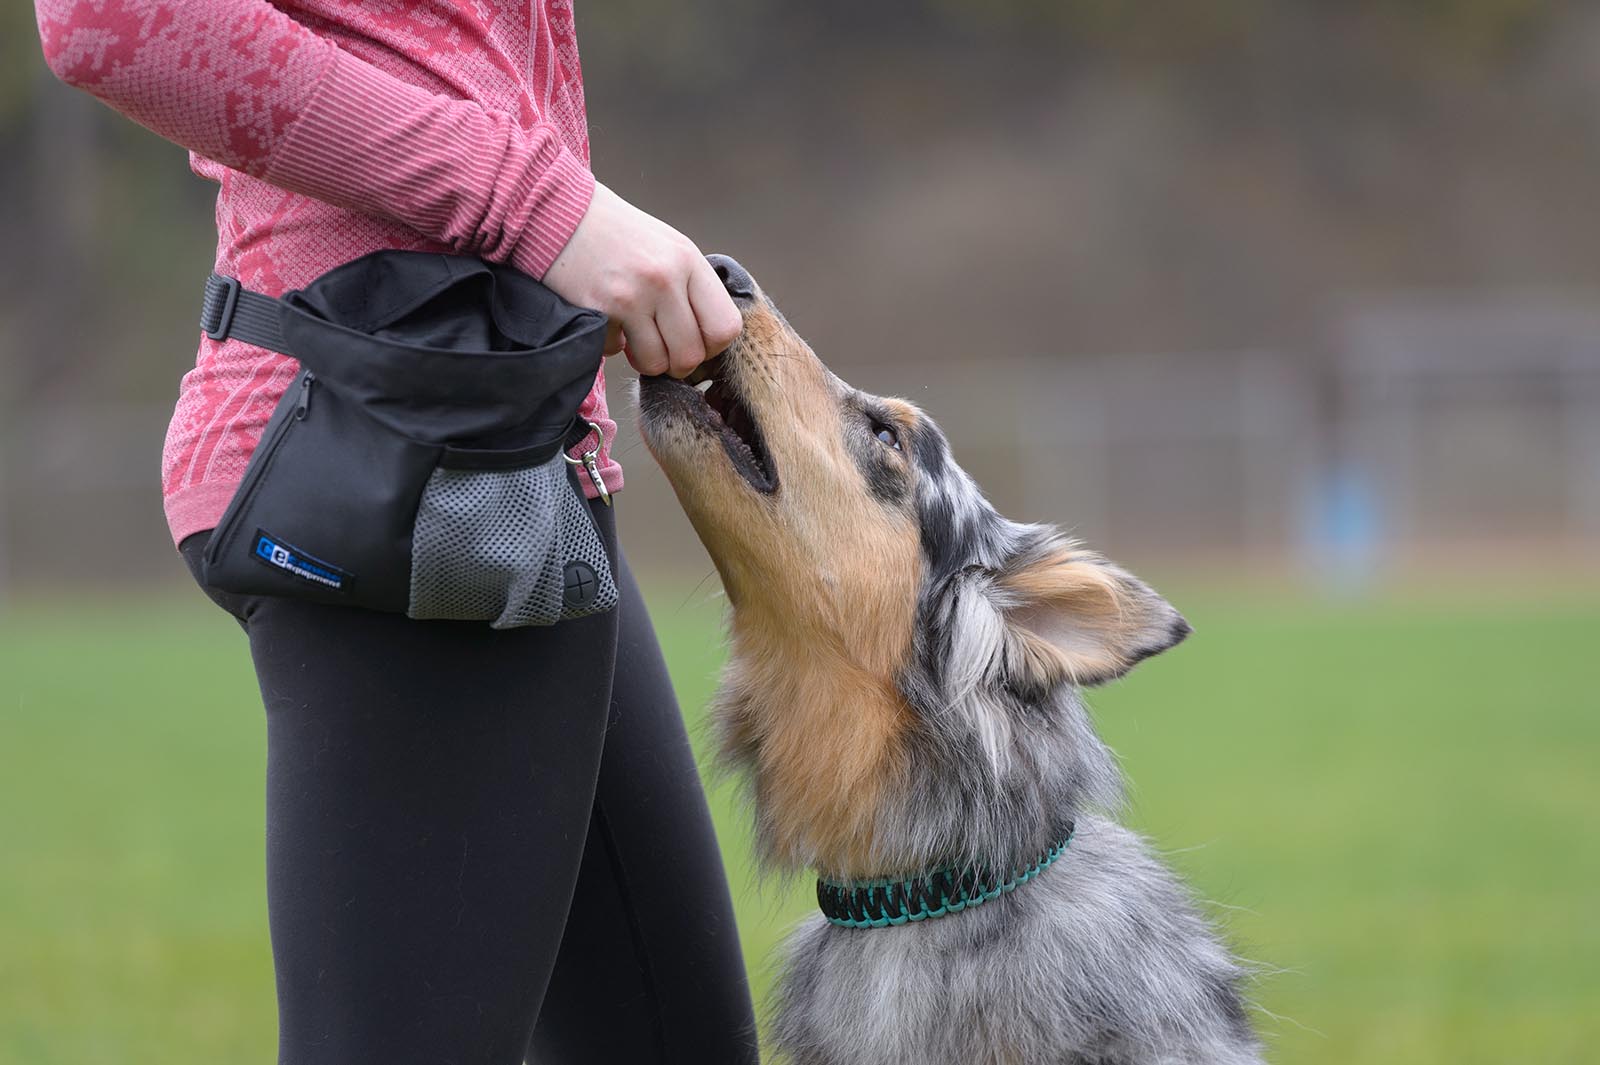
[564,419,612,506]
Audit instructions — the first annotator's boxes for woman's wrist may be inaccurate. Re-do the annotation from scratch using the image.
[540,183,743,379]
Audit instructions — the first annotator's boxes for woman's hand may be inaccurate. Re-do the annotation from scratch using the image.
[541,182,742,378]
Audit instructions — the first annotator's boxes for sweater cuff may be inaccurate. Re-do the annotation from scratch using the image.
[508,148,595,279]
[264,49,595,279]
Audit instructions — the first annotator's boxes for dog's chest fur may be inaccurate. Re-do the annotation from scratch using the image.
[769,816,1263,1065]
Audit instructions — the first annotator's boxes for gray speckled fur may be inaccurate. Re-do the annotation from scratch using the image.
[717,409,1264,1064]
[771,816,1260,1065]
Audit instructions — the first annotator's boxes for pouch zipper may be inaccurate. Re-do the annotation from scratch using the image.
[205,372,315,566]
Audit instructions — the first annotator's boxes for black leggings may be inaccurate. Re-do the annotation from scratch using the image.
[179,504,758,1065]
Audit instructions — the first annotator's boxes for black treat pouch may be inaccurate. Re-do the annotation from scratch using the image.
[200,250,617,628]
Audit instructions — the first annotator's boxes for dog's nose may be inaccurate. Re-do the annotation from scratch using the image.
[707,253,756,302]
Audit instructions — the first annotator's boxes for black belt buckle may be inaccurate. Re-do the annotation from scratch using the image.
[201,274,241,341]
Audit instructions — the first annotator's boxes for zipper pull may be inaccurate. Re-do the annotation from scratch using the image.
[294,373,315,420]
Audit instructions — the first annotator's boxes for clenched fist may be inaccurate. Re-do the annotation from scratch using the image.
[541,182,742,378]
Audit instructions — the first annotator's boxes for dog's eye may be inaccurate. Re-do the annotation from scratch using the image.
[873,422,901,450]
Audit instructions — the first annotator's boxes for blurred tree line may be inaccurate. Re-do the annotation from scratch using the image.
[2,0,1598,583]
[0,0,1588,405]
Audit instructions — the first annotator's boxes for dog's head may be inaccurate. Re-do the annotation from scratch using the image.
[638,256,1190,875]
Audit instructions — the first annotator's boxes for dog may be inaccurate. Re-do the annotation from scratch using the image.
[637,255,1263,1065]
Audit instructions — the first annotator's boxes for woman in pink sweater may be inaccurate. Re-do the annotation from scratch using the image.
[36,2,759,1062]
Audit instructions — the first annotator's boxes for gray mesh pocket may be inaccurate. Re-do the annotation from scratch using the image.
[408,451,617,628]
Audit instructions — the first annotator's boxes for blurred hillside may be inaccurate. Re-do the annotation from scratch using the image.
[3,0,1600,586]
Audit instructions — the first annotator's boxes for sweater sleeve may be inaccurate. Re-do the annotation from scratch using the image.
[34,0,594,279]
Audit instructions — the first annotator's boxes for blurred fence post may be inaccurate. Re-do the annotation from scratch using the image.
[1563,356,1600,539]
[1239,352,1313,556]
[0,413,9,611]
[1022,356,1110,544]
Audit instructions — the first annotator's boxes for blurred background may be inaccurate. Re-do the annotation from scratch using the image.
[2,1,1597,1063]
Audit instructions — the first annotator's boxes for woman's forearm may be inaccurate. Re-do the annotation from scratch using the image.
[34,0,593,277]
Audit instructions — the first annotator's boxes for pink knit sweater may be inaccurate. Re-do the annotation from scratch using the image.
[35,0,617,547]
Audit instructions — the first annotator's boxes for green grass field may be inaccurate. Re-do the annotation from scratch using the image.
[3,581,1598,1064]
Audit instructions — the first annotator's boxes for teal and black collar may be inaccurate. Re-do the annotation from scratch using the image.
[816,821,1075,930]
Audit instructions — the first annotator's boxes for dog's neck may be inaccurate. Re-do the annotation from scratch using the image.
[715,625,911,877]
[716,622,1114,881]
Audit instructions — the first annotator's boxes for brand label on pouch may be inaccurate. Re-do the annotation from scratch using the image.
[251,530,351,592]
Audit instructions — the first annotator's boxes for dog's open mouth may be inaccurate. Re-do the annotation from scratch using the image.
[644,354,777,494]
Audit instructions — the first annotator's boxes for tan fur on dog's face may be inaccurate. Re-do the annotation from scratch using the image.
[638,285,928,870]
[640,299,923,668]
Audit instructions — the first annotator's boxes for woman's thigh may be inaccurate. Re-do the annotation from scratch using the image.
[528,555,759,1064]
[182,511,621,1065]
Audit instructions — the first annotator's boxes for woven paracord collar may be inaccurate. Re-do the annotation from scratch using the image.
[816,821,1076,929]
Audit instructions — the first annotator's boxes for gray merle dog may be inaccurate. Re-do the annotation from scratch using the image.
[637,256,1263,1065]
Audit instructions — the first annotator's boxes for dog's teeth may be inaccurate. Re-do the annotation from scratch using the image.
[695,380,713,393]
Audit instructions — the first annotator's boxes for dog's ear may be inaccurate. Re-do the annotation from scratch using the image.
[996,541,1190,688]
